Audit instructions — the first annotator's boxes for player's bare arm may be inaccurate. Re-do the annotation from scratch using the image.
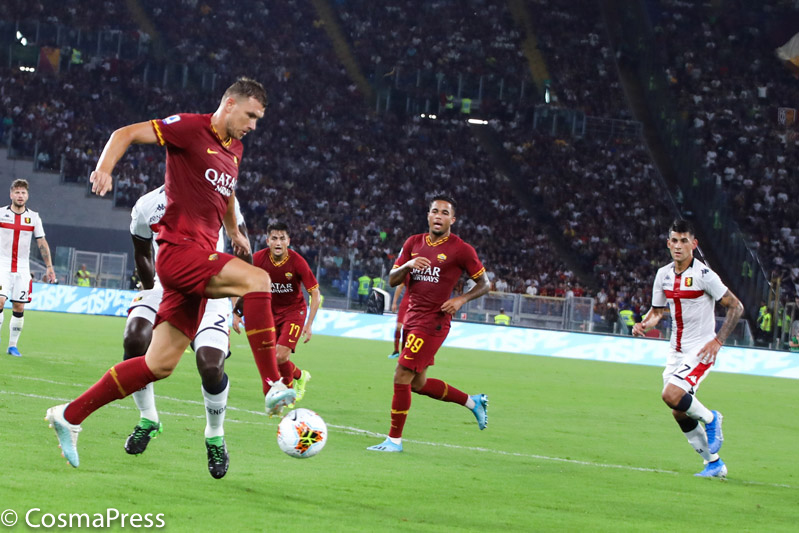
[389,257,431,286]
[441,273,489,315]
[91,121,158,196]
[131,235,155,290]
[632,307,666,337]
[37,237,56,282]
[391,283,404,312]
[697,289,744,364]
[302,288,322,343]
[223,194,251,257]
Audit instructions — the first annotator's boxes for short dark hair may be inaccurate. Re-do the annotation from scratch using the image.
[267,222,290,235]
[430,194,457,214]
[669,218,695,237]
[10,179,29,191]
[222,77,268,108]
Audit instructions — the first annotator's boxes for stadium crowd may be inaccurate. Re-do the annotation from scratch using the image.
[2,0,795,330]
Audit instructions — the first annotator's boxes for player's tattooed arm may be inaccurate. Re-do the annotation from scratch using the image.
[37,237,57,282]
[714,289,744,345]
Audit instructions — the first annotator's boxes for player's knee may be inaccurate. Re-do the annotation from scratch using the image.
[661,388,683,409]
[245,268,271,293]
[149,363,175,380]
[276,348,291,364]
[123,334,149,360]
[196,348,225,383]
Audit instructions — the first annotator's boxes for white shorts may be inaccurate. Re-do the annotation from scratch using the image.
[127,285,164,323]
[662,338,715,393]
[0,271,33,303]
[193,297,231,353]
[127,285,230,352]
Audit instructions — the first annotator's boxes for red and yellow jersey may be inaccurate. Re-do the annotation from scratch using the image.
[150,113,243,251]
[394,233,485,336]
[253,248,319,318]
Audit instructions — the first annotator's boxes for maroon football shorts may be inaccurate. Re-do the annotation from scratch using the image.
[154,241,235,339]
[275,311,305,352]
[397,329,447,373]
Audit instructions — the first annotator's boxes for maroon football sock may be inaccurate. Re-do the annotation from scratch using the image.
[388,383,412,438]
[243,292,280,395]
[393,328,401,353]
[416,378,469,405]
[278,361,297,387]
[293,366,302,380]
[64,357,158,425]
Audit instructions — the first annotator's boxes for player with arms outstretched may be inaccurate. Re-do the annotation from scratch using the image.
[0,179,57,356]
[368,194,490,452]
[46,78,295,469]
[123,185,249,478]
[234,222,320,404]
[633,219,743,478]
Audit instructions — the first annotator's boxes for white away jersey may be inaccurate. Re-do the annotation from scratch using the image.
[0,206,45,272]
[130,186,244,281]
[651,258,728,352]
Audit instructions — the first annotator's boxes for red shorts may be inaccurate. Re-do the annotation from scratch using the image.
[275,311,306,352]
[396,296,409,324]
[397,329,447,373]
[154,241,235,339]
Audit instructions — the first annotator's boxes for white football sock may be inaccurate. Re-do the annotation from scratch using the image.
[464,396,476,410]
[8,315,23,347]
[132,383,158,422]
[684,425,713,462]
[686,396,714,424]
[203,381,230,439]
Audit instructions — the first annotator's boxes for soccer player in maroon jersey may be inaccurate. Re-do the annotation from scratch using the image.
[387,275,410,359]
[45,78,295,469]
[233,222,321,403]
[368,195,490,452]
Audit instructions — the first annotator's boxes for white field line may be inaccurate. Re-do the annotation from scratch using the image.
[3,377,796,490]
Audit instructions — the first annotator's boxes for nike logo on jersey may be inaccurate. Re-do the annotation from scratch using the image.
[411,253,419,257]
[207,148,219,154]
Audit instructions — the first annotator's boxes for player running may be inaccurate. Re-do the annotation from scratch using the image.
[633,219,743,479]
[368,194,490,453]
[387,275,409,359]
[123,185,248,478]
[234,222,320,405]
[46,77,295,469]
[0,179,57,357]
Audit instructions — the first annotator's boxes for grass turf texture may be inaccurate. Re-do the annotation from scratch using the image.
[0,311,797,532]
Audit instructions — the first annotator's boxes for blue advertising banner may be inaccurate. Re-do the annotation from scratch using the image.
[14,284,799,380]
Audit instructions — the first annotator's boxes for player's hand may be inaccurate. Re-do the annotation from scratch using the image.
[230,232,251,257]
[45,267,57,283]
[632,322,646,337]
[232,313,243,334]
[90,170,113,197]
[697,338,722,365]
[406,257,431,271]
[302,325,313,344]
[441,295,466,315]
[391,302,398,312]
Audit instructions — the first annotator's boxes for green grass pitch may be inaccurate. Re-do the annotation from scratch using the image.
[0,311,797,532]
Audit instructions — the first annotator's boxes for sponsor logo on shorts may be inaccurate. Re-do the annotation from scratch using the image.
[403,354,414,360]
[208,253,219,261]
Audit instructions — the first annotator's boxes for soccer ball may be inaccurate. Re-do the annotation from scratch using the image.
[277,408,327,459]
